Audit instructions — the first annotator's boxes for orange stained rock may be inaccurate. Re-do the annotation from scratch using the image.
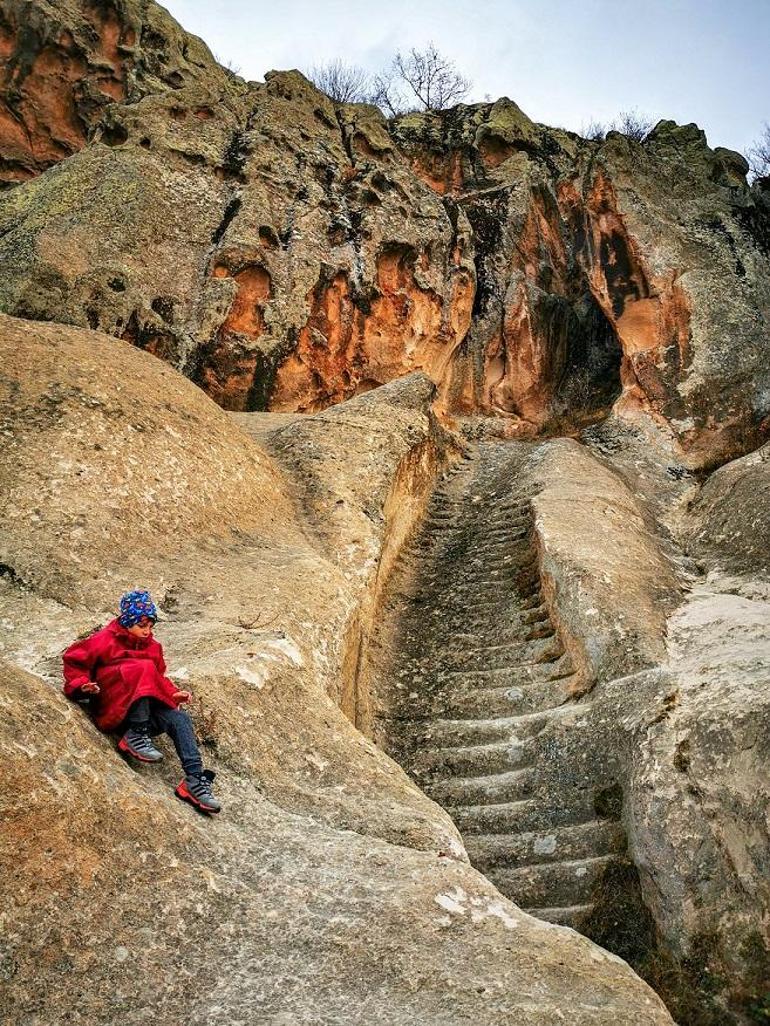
[86,2,125,100]
[196,343,266,412]
[0,9,127,182]
[271,247,475,414]
[477,135,514,169]
[0,25,14,58]
[408,148,464,196]
[557,172,693,427]
[516,188,569,290]
[470,190,573,427]
[220,264,271,338]
[271,271,361,413]
[486,283,554,427]
[364,246,468,391]
[194,262,272,411]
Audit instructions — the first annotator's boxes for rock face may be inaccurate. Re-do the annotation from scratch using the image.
[617,574,770,1024]
[523,431,770,1024]
[2,4,770,1025]
[0,313,674,1026]
[1,0,769,470]
[366,426,770,1025]
[688,440,770,574]
[0,0,233,184]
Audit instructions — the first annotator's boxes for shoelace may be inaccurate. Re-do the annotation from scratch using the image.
[192,774,214,796]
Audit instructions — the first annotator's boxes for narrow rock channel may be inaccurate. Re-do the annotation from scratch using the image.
[376,439,627,928]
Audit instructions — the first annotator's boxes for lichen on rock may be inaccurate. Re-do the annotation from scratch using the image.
[1,3,769,1024]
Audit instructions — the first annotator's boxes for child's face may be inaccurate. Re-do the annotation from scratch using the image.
[126,617,154,639]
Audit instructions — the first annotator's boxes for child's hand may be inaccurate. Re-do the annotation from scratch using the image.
[173,689,192,704]
[80,681,100,694]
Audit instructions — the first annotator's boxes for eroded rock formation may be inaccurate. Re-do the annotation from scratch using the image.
[0,314,674,1026]
[1,0,768,470]
[0,0,233,183]
[2,3,770,1024]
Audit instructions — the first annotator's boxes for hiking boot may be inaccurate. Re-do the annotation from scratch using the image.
[175,769,221,814]
[118,726,164,763]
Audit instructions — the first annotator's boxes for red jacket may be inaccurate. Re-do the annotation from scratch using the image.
[62,619,179,731]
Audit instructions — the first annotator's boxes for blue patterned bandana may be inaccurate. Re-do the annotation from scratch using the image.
[118,590,158,628]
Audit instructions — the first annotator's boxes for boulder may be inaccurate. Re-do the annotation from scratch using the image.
[688,441,770,574]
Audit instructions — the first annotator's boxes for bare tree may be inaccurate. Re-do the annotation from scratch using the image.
[392,42,471,111]
[611,108,654,142]
[307,59,371,103]
[747,122,770,181]
[581,110,653,143]
[581,118,607,141]
[213,52,242,77]
[368,70,410,117]
[307,45,471,116]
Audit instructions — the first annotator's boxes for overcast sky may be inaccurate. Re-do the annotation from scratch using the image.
[162,0,768,154]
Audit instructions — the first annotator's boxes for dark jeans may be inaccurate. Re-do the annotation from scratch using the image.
[126,697,203,776]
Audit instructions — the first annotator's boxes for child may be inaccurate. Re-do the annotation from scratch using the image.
[62,589,221,813]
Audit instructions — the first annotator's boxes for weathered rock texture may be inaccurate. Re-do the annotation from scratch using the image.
[522,438,682,688]
[523,430,770,1024]
[0,0,234,184]
[1,0,769,470]
[368,429,770,1025]
[2,4,770,1025]
[688,440,770,574]
[0,314,674,1026]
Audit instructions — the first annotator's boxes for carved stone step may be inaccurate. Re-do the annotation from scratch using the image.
[463,819,626,871]
[488,855,616,908]
[422,679,572,720]
[426,767,535,807]
[415,704,575,746]
[426,654,576,686]
[452,795,599,836]
[410,738,534,779]
[440,636,565,670]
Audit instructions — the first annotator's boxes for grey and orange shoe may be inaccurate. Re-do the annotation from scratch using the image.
[118,726,163,763]
[175,769,221,813]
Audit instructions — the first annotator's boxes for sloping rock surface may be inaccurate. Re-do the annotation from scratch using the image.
[0,313,674,1026]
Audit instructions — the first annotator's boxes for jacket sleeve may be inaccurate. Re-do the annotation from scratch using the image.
[152,641,177,691]
[62,633,102,696]
[154,643,167,676]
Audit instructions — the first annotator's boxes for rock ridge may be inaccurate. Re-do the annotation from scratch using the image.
[0,1,768,471]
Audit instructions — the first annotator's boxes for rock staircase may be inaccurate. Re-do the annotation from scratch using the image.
[382,440,626,929]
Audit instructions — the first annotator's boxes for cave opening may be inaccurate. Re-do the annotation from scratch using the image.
[545,290,625,433]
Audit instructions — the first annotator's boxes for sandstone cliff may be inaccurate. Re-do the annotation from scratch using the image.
[1,0,769,471]
[2,2,769,1024]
